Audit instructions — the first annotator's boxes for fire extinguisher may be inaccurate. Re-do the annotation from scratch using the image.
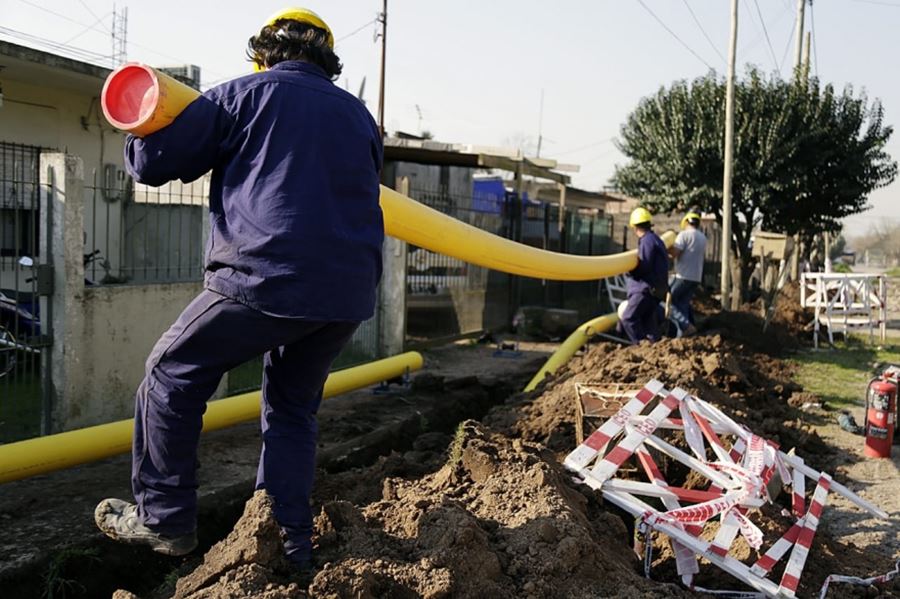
[864,376,896,458]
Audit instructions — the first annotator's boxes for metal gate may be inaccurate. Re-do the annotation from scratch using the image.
[0,142,51,442]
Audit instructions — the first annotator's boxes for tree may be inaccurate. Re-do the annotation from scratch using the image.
[612,69,897,294]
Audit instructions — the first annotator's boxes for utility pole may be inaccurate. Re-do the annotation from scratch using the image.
[377,0,387,137]
[789,0,807,281]
[537,88,544,158]
[793,0,807,75]
[720,0,738,309]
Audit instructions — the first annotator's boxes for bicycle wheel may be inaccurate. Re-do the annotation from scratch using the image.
[0,326,17,378]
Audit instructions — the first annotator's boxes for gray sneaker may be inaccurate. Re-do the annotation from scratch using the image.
[94,498,197,556]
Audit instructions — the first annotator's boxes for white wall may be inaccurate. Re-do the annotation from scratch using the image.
[1,76,128,281]
[59,282,206,428]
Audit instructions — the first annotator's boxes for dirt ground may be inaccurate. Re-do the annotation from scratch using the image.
[115,290,900,599]
[8,290,899,598]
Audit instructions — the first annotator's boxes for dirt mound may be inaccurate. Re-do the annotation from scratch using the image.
[162,423,689,599]
[168,491,302,599]
[308,421,688,598]
[487,334,830,469]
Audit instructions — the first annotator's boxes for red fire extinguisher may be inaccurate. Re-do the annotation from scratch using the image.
[864,377,896,458]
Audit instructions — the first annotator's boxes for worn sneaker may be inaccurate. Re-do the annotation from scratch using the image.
[94,498,197,556]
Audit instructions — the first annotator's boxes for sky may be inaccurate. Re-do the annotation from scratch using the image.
[2,0,898,240]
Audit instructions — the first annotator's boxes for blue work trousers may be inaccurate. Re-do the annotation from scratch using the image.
[670,278,699,333]
[131,289,359,562]
[620,290,660,343]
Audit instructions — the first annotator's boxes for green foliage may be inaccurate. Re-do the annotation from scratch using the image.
[42,547,101,599]
[613,69,897,284]
[831,262,853,273]
[829,234,847,261]
[448,421,466,466]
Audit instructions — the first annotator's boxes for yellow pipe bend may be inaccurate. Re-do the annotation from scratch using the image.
[523,313,619,392]
[0,351,423,484]
[381,185,676,281]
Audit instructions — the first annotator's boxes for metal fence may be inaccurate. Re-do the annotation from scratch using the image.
[0,142,44,442]
[85,174,206,285]
[405,182,614,342]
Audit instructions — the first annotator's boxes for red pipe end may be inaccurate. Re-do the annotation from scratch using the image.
[101,63,159,131]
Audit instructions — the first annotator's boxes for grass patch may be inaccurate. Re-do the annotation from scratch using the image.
[885,267,900,277]
[0,367,43,443]
[448,421,466,466]
[42,547,101,599]
[790,339,900,409]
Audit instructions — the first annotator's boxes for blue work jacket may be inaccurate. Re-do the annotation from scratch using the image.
[626,230,669,297]
[125,61,384,321]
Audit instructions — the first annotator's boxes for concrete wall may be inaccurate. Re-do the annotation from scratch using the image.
[61,282,205,428]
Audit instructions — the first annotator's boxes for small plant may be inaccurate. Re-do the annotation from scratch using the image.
[448,422,466,466]
[42,547,101,599]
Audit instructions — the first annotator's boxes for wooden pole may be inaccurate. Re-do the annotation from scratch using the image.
[720,0,739,309]
[377,0,387,136]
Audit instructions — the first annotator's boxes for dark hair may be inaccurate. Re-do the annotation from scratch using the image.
[247,19,342,79]
[635,222,652,232]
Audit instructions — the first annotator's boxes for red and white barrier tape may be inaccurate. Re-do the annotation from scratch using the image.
[818,560,900,598]
[564,379,891,598]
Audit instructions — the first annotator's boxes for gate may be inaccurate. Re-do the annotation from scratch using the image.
[0,142,51,442]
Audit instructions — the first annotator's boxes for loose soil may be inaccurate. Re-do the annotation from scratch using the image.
[108,297,900,598]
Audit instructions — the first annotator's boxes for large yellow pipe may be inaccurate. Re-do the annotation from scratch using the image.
[523,313,619,392]
[382,185,675,280]
[100,65,675,281]
[0,352,423,484]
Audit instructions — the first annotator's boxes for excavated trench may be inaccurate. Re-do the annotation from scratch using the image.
[3,358,540,599]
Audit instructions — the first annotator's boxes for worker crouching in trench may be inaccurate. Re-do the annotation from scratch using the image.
[617,207,669,343]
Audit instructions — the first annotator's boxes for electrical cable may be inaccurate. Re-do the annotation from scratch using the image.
[752,0,780,72]
[636,0,713,70]
[76,0,112,34]
[681,0,726,65]
[61,11,112,46]
[810,1,819,76]
[336,18,379,45]
[0,25,111,64]
[779,12,797,72]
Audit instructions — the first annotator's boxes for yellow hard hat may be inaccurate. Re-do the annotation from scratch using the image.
[680,211,702,229]
[629,207,653,227]
[254,7,334,72]
[265,7,333,46]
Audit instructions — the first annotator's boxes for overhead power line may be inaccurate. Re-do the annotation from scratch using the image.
[681,0,726,65]
[779,11,797,70]
[76,0,112,34]
[636,0,713,70]
[14,0,106,33]
[810,1,819,76]
[335,18,378,45]
[752,0,780,72]
[0,25,111,64]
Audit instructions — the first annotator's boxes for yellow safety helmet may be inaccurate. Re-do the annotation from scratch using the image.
[680,210,702,229]
[254,7,334,72]
[629,207,653,227]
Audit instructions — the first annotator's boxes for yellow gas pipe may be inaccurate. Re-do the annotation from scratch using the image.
[523,312,619,392]
[0,352,423,484]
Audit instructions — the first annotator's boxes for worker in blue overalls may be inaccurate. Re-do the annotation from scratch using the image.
[619,207,669,343]
[94,8,384,572]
